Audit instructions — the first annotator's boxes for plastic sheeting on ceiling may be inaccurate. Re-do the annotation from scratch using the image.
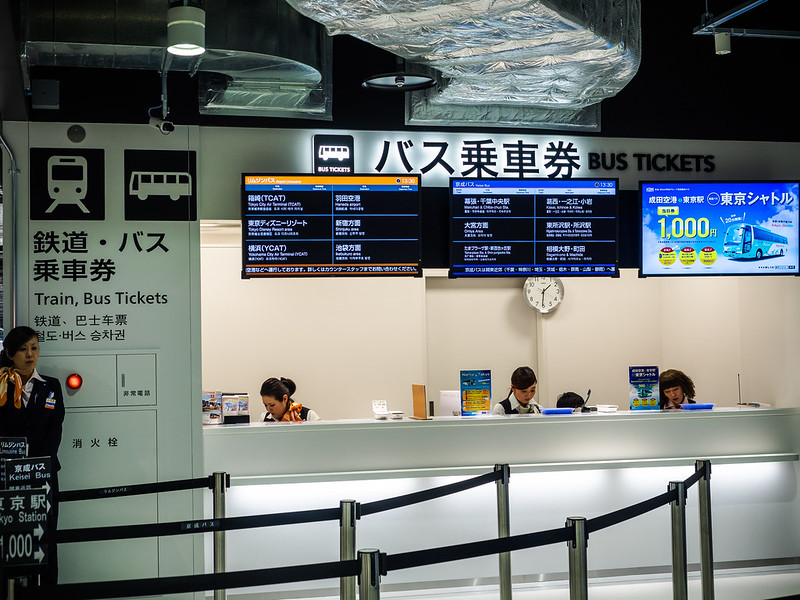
[283,0,641,130]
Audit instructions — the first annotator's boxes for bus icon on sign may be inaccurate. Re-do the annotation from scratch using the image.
[46,155,89,213]
[129,171,192,201]
[318,146,350,161]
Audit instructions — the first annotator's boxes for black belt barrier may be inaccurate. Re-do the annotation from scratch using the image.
[58,476,214,502]
[57,506,342,543]
[19,559,361,600]
[36,463,708,599]
[385,526,571,572]
[57,469,502,544]
[361,469,503,516]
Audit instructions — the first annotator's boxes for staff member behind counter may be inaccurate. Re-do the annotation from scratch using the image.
[261,377,320,422]
[659,369,697,410]
[492,366,540,415]
[556,391,585,412]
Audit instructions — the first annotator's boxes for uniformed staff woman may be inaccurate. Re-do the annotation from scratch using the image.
[0,326,65,585]
[659,369,697,410]
[492,366,540,415]
[261,377,320,422]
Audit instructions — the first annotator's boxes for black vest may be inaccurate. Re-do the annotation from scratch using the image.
[499,396,537,414]
[498,398,517,414]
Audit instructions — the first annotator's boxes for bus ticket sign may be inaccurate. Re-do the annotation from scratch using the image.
[641,181,799,276]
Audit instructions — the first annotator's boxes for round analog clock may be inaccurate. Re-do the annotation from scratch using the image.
[523,276,564,313]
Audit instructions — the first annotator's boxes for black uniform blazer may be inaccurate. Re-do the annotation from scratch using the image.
[0,375,66,471]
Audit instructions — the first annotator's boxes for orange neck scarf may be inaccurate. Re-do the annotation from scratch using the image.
[0,367,24,409]
[281,402,305,422]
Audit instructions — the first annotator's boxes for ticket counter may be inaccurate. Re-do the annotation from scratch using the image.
[202,408,800,596]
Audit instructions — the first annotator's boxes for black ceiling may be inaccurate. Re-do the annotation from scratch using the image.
[1,0,798,142]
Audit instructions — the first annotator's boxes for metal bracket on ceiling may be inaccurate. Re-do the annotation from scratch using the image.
[694,0,800,40]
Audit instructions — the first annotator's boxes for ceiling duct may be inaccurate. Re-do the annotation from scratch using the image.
[283,0,641,130]
[18,0,332,119]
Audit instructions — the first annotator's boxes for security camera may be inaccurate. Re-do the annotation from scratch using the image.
[149,116,175,134]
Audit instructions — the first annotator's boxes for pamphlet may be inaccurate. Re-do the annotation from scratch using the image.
[237,395,250,416]
[222,395,239,417]
[629,366,659,410]
[460,370,492,415]
[202,391,222,424]
[372,400,389,419]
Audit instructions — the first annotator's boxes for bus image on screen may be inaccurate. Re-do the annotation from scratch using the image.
[723,223,788,260]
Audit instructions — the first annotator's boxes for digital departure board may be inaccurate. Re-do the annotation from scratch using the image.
[641,181,799,276]
[449,178,618,277]
[242,174,421,277]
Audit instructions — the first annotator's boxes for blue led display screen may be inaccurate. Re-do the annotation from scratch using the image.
[641,181,799,276]
[449,178,618,277]
[242,174,421,277]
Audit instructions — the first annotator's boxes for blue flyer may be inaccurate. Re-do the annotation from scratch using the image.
[629,366,659,411]
[460,370,492,415]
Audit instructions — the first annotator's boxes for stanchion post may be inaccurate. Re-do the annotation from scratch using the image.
[495,463,512,600]
[669,481,688,600]
[340,499,359,600]
[696,460,715,600]
[357,548,381,600]
[212,471,229,600]
[566,517,588,600]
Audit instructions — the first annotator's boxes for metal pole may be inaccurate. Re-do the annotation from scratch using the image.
[212,472,228,600]
[669,481,688,600]
[696,460,715,600]
[357,548,381,600]
[495,464,512,600]
[6,577,15,600]
[566,517,588,600]
[340,500,359,600]
[0,124,20,326]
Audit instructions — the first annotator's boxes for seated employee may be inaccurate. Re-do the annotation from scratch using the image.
[556,391,585,412]
[659,369,697,410]
[261,377,320,422]
[492,366,540,415]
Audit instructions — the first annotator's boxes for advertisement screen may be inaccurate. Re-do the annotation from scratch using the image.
[242,174,421,277]
[640,181,799,276]
[449,178,618,277]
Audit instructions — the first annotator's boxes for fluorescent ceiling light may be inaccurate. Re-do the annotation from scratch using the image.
[167,5,206,56]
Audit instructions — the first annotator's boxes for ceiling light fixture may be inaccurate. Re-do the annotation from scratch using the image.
[362,72,436,92]
[167,1,206,57]
[714,31,731,55]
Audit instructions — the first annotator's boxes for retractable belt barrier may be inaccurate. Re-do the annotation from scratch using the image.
[360,469,502,516]
[57,476,216,502]
[56,469,503,544]
[16,462,712,600]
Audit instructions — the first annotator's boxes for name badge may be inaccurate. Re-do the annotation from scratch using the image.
[45,392,56,410]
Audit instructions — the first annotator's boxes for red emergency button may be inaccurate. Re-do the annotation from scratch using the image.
[66,373,83,390]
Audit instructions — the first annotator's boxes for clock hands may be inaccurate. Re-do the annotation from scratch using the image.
[540,283,551,305]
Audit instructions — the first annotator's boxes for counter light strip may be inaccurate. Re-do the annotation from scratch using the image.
[226,452,799,485]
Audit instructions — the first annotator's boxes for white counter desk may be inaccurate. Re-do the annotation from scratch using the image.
[202,408,800,596]
[204,407,800,482]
